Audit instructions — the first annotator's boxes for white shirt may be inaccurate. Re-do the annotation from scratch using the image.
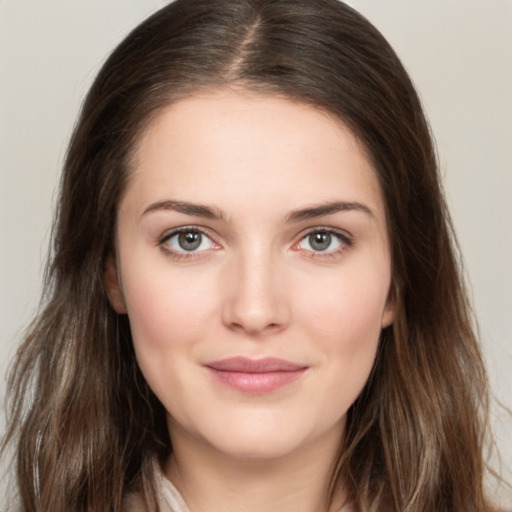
[123,465,190,512]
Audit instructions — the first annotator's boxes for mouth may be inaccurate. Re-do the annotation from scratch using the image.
[204,357,308,394]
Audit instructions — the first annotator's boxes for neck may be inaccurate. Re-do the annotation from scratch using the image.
[164,422,348,512]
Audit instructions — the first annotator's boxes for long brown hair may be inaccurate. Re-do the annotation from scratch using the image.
[2,0,500,510]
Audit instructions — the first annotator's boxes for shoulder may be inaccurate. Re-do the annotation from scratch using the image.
[122,463,190,512]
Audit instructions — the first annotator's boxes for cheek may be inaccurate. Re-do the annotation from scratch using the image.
[121,267,219,407]
[122,266,214,347]
[120,265,220,398]
[300,268,389,347]
[307,295,384,420]
[296,263,390,401]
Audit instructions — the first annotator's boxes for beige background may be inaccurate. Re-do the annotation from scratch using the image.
[1,0,511,506]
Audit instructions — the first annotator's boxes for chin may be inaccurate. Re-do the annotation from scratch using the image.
[178,408,345,463]
[207,433,311,461]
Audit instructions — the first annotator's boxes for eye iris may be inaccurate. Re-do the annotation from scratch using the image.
[309,232,331,251]
[178,231,202,251]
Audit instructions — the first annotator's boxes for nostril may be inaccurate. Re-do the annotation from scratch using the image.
[226,318,286,337]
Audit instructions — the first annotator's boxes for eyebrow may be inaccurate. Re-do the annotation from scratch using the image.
[286,201,374,223]
[142,199,226,221]
[142,199,373,223]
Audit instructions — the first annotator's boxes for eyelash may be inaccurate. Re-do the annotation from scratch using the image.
[293,227,353,258]
[158,226,219,261]
[158,226,353,261]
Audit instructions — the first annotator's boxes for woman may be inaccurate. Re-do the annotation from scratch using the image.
[1,0,502,510]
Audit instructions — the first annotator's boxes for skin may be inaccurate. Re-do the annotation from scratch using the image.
[106,89,393,512]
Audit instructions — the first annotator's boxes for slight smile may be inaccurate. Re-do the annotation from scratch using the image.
[204,357,309,394]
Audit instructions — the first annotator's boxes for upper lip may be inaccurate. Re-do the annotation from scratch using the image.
[204,357,307,373]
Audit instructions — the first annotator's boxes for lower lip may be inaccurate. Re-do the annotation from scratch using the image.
[206,368,307,394]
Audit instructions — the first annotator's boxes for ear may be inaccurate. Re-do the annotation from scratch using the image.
[381,284,396,329]
[104,255,127,314]
[381,303,394,329]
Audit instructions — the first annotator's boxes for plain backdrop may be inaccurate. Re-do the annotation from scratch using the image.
[1,0,511,506]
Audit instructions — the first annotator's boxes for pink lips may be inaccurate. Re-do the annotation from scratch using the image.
[204,357,308,394]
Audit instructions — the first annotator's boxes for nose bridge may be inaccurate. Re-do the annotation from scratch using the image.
[222,240,289,335]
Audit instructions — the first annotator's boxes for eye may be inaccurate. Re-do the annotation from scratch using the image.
[295,229,350,254]
[161,228,217,254]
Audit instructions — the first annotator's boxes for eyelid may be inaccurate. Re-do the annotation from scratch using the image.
[157,225,352,259]
[158,225,221,257]
[293,226,353,255]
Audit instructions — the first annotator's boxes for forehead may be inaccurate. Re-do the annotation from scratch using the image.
[123,89,385,222]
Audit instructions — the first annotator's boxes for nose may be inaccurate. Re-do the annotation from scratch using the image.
[221,248,290,337]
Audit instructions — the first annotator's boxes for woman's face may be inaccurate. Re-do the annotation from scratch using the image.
[107,89,393,461]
